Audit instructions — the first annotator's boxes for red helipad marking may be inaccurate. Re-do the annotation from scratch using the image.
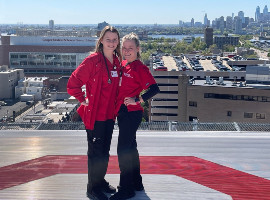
[0,156,270,199]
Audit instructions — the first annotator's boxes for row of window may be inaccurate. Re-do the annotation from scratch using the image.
[189,101,266,119]
[204,93,270,102]
[152,113,178,116]
[159,91,178,94]
[152,106,178,109]
[11,61,76,66]
[24,69,73,74]
[227,111,265,119]
[10,54,77,61]
[153,99,178,101]
[235,112,265,119]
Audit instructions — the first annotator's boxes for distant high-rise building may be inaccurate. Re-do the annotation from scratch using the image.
[226,16,233,30]
[49,20,54,30]
[179,20,184,27]
[238,11,245,24]
[194,22,203,27]
[219,16,225,33]
[204,27,213,47]
[191,18,194,27]
[260,24,264,33]
[243,17,250,28]
[262,5,270,22]
[97,21,109,31]
[97,21,109,36]
[263,5,268,15]
[204,14,208,26]
[212,20,217,28]
[234,16,242,34]
[255,6,261,22]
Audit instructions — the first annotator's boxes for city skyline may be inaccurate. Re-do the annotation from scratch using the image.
[0,0,270,25]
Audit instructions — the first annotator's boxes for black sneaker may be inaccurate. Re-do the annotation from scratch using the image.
[109,189,135,200]
[117,183,144,191]
[101,181,116,193]
[86,189,108,200]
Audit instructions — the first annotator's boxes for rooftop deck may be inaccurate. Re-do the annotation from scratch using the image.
[0,130,270,200]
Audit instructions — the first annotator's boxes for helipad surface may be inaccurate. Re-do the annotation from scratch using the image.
[0,130,270,200]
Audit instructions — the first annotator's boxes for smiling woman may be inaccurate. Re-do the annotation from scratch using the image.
[110,33,160,200]
[67,26,122,200]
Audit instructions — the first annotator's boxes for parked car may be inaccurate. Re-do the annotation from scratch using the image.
[193,64,204,71]
[154,66,168,71]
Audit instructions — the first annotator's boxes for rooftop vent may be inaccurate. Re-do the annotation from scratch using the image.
[205,76,214,85]
[216,77,226,85]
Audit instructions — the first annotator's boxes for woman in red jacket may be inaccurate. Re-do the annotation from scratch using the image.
[67,26,121,200]
[110,33,160,200]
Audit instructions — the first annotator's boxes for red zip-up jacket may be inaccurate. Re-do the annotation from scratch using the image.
[67,52,120,130]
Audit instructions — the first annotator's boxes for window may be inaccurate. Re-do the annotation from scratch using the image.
[20,61,27,65]
[204,93,214,98]
[189,101,197,107]
[252,96,258,101]
[227,111,232,116]
[189,116,197,121]
[256,113,265,119]
[19,55,27,58]
[244,112,253,118]
[11,54,18,59]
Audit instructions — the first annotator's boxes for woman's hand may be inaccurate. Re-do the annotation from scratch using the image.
[124,97,137,106]
[81,99,89,106]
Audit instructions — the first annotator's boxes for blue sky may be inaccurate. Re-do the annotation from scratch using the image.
[0,0,270,24]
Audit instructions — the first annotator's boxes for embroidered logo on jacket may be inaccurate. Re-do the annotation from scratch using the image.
[123,73,133,78]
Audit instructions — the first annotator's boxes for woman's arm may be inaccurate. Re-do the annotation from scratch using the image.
[124,83,160,106]
[67,57,94,103]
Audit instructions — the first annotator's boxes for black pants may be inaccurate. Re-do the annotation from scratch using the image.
[117,105,143,190]
[86,120,114,192]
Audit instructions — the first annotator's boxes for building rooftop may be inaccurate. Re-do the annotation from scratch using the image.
[192,79,270,89]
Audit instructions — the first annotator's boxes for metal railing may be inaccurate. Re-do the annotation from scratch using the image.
[1,121,270,132]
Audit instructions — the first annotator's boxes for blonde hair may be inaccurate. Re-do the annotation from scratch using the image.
[95,26,122,61]
[122,32,141,59]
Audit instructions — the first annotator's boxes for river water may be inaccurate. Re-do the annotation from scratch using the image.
[148,34,204,40]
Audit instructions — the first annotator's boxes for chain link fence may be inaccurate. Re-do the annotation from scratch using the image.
[1,121,270,132]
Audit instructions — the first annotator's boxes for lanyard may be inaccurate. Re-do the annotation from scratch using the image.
[102,52,112,84]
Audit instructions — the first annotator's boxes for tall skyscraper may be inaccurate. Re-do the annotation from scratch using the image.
[204,14,208,26]
[263,5,268,15]
[255,6,261,22]
[49,20,54,30]
[238,11,245,23]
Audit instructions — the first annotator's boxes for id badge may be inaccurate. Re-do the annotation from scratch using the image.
[111,71,118,77]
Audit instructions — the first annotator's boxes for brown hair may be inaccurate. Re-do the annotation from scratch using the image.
[95,26,122,61]
[122,32,141,59]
